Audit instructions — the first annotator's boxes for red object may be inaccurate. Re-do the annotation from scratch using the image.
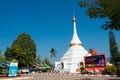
[84,54,106,71]
[76,68,80,72]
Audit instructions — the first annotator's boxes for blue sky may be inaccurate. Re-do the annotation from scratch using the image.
[0,0,120,62]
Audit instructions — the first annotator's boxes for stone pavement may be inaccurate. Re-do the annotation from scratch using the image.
[0,73,120,80]
[0,76,33,80]
[27,73,120,80]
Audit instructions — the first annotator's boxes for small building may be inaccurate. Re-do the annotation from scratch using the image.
[0,62,9,69]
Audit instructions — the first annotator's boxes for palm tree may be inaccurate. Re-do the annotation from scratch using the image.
[50,48,57,58]
[49,48,57,70]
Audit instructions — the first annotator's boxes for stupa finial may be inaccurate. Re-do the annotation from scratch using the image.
[70,16,82,46]
[72,16,76,22]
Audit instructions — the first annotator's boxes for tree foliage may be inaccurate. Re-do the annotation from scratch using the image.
[0,51,2,62]
[117,64,120,77]
[5,32,36,68]
[109,30,120,65]
[102,65,116,75]
[44,58,53,69]
[0,51,5,62]
[36,55,42,66]
[79,0,120,30]
[50,48,57,58]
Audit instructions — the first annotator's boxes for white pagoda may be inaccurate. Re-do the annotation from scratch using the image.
[55,16,88,73]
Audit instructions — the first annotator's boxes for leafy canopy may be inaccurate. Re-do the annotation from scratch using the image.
[5,32,36,68]
[50,48,57,58]
[79,0,120,30]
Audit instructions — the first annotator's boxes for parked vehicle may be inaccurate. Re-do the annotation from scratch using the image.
[19,67,29,74]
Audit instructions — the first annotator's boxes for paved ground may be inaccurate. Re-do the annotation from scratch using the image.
[0,73,120,80]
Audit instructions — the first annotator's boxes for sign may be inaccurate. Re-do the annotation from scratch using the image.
[9,62,18,77]
[84,54,106,70]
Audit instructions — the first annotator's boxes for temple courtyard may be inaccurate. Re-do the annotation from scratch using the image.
[0,73,120,80]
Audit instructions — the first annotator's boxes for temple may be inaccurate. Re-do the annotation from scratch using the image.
[55,16,88,73]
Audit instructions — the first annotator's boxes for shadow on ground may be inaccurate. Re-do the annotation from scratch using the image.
[75,78,94,80]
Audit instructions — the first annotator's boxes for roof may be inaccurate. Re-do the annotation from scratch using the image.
[0,62,9,68]
[35,64,51,70]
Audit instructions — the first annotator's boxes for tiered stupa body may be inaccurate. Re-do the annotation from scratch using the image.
[60,16,88,73]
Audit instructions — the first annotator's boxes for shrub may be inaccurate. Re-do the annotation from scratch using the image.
[102,65,116,75]
[0,70,2,74]
[116,65,120,77]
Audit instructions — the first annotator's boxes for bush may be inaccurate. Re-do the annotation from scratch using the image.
[116,65,120,77]
[0,67,2,74]
[82,70,89,74]
[0,67,9,76]
[102,65,116,75]
[0,69,2,74]
[2,69,9,76]
[80,67,89,74]
[80,66,85,74]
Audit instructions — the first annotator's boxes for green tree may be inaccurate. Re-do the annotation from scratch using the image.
[50,48,57,68]
[109,30,120,65]
[102,65,116,75]
[0,51,5,62]
[36,55,42,66]
[79,0,120,30]
[116,63,120,77]
[44,58,53,69]
[50,48,57,58]
[5,32,36,68]
[0,51,2,62]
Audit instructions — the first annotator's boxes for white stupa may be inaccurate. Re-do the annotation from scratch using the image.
[55,16,88,73]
